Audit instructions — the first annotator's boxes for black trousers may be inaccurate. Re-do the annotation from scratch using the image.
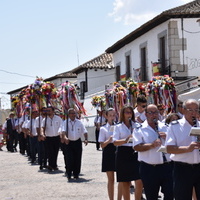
[18,132,26,154]
[9,130,18,151]
[95,128,100,150]
[46,136,60,169]
[60,143,67,170]
[140,161,173,200]
[38,140,47,167]
[63,138,82,177]
[173,162,200,200]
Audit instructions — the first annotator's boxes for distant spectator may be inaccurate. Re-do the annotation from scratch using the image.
[0,124,4,151]
[165,113,180,125]
[134,95,147,123]
[177,102,183,118]
[157,104,166,122]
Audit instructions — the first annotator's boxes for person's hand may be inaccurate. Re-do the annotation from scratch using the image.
[158,132,166,139]
[151,139,161,148]
[64,137,69,145]
[108,135,113,143]
[187,141,200,152]
[40,134,46,141]
[84,139,88,146]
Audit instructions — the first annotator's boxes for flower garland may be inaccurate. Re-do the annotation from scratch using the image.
[58,81,87,117]
[91,76,176,117]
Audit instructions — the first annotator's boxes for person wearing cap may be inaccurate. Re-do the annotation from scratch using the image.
[166,99,200,199]
[133,104,173,200]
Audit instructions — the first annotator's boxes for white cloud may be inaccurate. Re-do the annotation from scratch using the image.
[109,0,194,26]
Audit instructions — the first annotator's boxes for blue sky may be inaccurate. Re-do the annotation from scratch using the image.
[0,0,193,108]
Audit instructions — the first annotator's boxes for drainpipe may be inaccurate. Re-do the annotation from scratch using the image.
[180,17,185,72]
[85,68,88,92]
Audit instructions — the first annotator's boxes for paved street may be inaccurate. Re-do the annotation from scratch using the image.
[0,143,141,200]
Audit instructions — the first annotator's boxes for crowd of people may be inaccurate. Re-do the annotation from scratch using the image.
[97,96,200,200]
[1,96,200,200]
[1,106,88,181]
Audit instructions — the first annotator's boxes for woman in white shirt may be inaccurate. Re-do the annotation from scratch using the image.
[99,108,122,200]
[113,105,143,200]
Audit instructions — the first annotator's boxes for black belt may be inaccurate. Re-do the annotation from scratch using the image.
[141,161,172,167]
[174,161,200,167]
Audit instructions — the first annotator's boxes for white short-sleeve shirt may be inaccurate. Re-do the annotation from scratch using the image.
[134,108,146,123]
[62,118,87,141]
[42,115,63,137]
[27,119,37,136]
[133,120,170,164]
[113,122,135,147]
[98,123,115,143]
[165,117,200,164]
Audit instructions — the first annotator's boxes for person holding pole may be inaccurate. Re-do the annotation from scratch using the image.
[61,108,88,181]
[41,106,63,172]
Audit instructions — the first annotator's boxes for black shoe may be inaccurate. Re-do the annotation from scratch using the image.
[39,165,43,170]
[53,167,59,171]
[65,172,71,180]
[47,166,53,172]
[74,175,79,180]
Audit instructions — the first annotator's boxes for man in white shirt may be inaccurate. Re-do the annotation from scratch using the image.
[133,104,173,200]
[27,110,38,164]
[16,107,30,155]
[41,106,63,172]
[134,95,147,123]
[166,99,200,199]
[62,108,88,180]
[36,107,48,170]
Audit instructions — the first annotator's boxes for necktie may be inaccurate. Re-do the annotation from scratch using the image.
[12,119,15,130]
[155,123,167,162]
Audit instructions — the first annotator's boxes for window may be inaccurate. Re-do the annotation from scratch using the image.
[158,30,169,75]
[159,36,166,75]
[116,65,121,82]
[141,47,147,81]
[126,55,131,79]
[80,81,87,100]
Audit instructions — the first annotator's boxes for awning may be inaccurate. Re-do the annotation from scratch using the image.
[178,87,200,102]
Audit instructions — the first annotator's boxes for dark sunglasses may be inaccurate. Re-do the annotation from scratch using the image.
[141,105,147,108]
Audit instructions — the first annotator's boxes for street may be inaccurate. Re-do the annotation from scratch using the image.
[0,143,135,200]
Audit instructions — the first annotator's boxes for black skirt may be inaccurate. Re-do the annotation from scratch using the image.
[102,143,116,172]
[116,146,140,182]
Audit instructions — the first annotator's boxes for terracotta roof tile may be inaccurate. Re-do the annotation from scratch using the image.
[71,53,113,73]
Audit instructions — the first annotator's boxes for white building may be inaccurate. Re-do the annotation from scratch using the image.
[70,53,115,127]
[105,0,200,95]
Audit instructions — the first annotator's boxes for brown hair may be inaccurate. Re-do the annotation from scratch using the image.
[165,113,180,124]
[119,105,135,123]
